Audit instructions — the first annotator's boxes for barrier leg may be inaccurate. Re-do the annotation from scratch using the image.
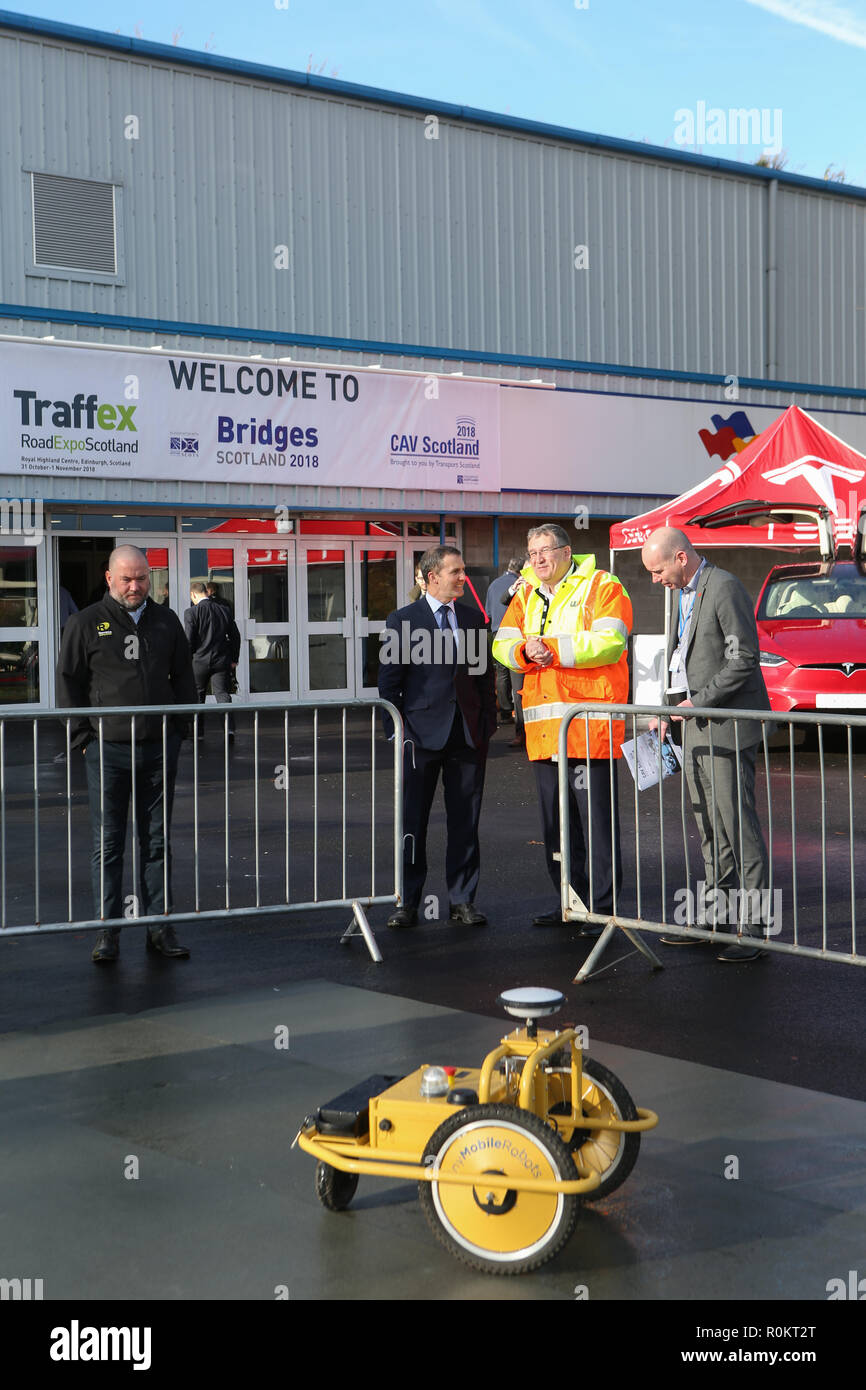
[573,917,664,984]
[340,900,383,963]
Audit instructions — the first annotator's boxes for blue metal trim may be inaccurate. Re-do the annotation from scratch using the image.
[4,303,866,402]
[1,9,864,201]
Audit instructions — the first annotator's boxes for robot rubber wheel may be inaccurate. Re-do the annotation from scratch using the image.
[569,1057,640,1201]
[315,1161,359,1212]
[418,1103,580,1275]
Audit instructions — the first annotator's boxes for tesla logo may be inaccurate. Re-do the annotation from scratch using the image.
[843,663,855,676]
[762,457,864,514]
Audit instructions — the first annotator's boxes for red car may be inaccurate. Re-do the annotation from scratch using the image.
[755,560,866,713]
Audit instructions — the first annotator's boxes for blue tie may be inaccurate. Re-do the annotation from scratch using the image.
[437,605,456,664]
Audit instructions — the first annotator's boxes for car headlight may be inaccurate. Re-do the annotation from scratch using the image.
[759,650,787,666]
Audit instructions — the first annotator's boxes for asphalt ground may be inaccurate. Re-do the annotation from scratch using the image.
[1,710,864,1101]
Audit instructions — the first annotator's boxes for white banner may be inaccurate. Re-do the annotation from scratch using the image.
[500,387,866,496]
[1,339,501,491]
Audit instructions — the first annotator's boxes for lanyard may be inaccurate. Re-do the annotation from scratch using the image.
[678,588,696,640]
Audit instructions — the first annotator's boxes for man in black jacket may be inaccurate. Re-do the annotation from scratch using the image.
[184,583,241,735]
[57,545,197,963]
[377,546,496,928]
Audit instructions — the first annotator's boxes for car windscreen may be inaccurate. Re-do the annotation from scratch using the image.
[758,574,866,619]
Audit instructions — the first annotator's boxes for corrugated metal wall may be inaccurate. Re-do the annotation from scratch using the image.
[2,24,864,391]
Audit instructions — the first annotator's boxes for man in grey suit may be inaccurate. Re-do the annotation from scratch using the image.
[641,527,771,962]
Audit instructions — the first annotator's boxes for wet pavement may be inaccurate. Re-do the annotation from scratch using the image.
[1,711,865,1318]
[2,979,864,1304]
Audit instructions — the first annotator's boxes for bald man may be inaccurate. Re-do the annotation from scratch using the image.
[641,528,771,962]
[57,545,197,963]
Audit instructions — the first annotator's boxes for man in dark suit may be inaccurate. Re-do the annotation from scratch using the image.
[641,527,772,963]
[378,545,497,928]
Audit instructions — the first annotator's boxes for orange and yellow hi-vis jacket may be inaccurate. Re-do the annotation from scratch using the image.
[492,554,632,761]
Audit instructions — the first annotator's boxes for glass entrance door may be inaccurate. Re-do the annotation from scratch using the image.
[245,540,297,700]
[179,530,407,702]
[353,540,400,696]
[0,540,45,707]
[136,539,177,613]
[299,541,353,697]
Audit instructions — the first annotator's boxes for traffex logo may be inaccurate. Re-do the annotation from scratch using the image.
[13,390,137,432]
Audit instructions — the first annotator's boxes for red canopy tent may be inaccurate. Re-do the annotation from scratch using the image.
[610,405,866,556]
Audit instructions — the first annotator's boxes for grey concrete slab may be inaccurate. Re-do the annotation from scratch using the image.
[1,979,864,1301]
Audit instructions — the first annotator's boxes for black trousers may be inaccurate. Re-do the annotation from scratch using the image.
[84,734,181,926]
[402,712,487,911]
[192,660,235,732]
[533,757,622,914]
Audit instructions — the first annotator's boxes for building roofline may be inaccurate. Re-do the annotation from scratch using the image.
[2,7,864,201]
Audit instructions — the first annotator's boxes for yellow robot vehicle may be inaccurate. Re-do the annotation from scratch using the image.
[295,987,658,1274]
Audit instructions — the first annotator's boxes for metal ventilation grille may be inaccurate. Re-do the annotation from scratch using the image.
[31,173,116,274]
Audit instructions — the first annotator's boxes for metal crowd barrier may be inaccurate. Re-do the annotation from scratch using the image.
[0,699,404,963]
[557,702,866,982]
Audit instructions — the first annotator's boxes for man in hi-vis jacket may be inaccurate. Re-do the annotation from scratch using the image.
[493,523,632,930]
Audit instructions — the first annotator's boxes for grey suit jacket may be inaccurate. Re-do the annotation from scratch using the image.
[665,563,771,749]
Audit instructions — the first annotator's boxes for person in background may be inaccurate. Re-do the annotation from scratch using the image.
[485,557,525,748]
[407,566,427,602]
[58,585,78,631]
[184,583,241,738]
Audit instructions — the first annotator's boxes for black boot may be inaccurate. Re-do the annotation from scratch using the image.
[92,928,120,963]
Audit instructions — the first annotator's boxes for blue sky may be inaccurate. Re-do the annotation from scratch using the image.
[10,0,866,185]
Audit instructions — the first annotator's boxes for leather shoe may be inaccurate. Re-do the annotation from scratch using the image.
[448,902,487,926]
[508,733,525,748]
[717,942,768,963]
[92,929,120,962]
[660,933,712,946]
[532,909,568,927]
[386,908,418,929]
[146,926,190,958]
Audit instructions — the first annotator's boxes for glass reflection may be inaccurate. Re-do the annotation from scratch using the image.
[359,551,397,621]
[309,635,346,690]
[249,637,290,692]
[248,550,288,623]
[188,547,236,615]
[306,550,346,622]
[0,641,39,703]
[0,547,38,628]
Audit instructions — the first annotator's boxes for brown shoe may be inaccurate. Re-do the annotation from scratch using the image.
[508,731,525,748]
